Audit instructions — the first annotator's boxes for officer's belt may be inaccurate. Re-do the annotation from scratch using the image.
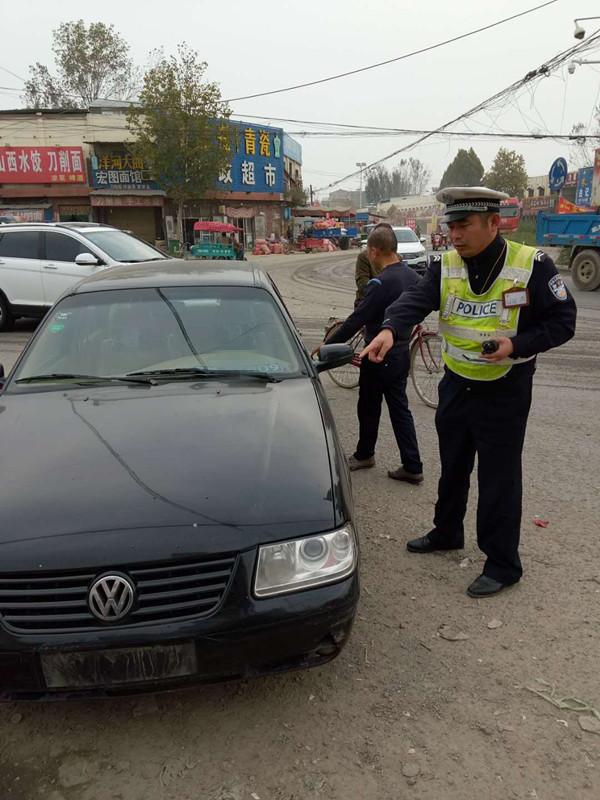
[442,339,535,366]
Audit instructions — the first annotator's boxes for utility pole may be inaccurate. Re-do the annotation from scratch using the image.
[356,162,367,209]
[309,184,314,205]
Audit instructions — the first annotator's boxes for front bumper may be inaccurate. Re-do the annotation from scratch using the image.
[404,256,427,275]
[0,552,358,700]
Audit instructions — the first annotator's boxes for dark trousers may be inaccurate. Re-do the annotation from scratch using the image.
[429,371,533,584]
[355,356,423,474]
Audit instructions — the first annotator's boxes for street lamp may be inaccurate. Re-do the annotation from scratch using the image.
[568,58,600,73]
[356,162,367,210]
[573,17,600,39]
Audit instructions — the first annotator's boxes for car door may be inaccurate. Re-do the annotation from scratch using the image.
[0,230,45,311]
[41,231,102,305]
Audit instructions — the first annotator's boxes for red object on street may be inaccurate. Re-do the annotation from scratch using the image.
[499,198,522,232]
[0,146,86,184]
[532,516,549,528]
[193,221,241,233]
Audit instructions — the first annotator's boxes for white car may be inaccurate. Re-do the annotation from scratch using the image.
[360,226,427,274]
[0,223,168,331]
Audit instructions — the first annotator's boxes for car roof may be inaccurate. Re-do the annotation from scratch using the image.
[0,222,115,233]
[70,259,269,293]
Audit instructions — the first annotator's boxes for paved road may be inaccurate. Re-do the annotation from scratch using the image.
[0,250,599,800]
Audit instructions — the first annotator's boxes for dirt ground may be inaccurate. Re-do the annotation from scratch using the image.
[1,250,600,800]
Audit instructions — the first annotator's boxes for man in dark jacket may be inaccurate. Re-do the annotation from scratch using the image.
[315,224,423,482]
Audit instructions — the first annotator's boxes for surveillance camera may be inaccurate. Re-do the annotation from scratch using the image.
[574,23,585,40]
[568,62,576,74]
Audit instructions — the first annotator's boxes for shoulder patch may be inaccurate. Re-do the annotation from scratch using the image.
[548,274,568,301]
[534,249,546,262]
[367,278,382,286]
[431,253,441,263]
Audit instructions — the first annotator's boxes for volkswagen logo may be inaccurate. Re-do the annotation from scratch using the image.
[88,574,135,622]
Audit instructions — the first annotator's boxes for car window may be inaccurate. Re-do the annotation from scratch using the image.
[45,232,94,263]
[394,229,419,244]
[0,231,41,259]
[83,230,166,263]
[12,286,305,384]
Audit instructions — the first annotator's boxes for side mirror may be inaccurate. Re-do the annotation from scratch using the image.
[314,343,355,373]
[75,253,99,266]
[419,236,427,244]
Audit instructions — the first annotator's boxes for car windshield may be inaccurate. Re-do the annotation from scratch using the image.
[83,230,167,262]
[500,207,519,218]
[394,229,419,243]
[11,286,305,386]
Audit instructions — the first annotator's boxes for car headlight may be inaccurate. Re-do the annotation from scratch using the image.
[254,524,357,598]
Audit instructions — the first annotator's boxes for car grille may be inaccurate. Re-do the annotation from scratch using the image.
[0,555,237,633]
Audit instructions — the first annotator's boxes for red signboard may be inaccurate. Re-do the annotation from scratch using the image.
[0,146,86,184]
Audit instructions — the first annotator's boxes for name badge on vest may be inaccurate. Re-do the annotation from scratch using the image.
[502,287,530,309]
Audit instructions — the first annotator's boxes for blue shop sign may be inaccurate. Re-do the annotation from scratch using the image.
[575,166,593,207]
[91,168,160,191]
[215,120,284,194]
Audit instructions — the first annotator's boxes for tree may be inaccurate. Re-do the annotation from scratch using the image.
[286,185,308,206]
[127,44,231,244]
[484,148,528,197]
[24,20,139,108]
[439,148,484,189]
[365,158,431,204]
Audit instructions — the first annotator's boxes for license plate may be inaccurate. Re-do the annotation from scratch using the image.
[41,642,197,689]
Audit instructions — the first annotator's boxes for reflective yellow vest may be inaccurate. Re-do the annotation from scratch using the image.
[439,240,537,381]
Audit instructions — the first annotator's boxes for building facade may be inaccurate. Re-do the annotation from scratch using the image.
[0,104,302,247]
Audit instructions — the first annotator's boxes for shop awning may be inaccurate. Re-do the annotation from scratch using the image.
[193,221,241,232]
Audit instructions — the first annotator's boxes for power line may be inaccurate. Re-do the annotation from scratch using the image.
[315,28,600,192]
[224,0,558,102]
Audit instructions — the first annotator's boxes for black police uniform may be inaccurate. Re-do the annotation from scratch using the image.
[381,235,576,584]
[327,261,423,474]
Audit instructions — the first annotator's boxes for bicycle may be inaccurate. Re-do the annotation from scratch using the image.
[323,319,444,408]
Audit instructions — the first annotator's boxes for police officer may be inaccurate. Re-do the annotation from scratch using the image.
[361,187,576,597]
[314,223,424,482]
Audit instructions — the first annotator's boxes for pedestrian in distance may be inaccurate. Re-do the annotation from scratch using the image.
[361,187,576,597]
[314,223,424,483]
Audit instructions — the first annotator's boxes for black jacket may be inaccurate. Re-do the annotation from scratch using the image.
[380,237,576,383]
[327,261,420,357]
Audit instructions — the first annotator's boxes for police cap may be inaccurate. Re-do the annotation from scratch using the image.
[436,186,509,223]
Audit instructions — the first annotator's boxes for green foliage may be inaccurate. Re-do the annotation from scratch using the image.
[484,148,528,197]
[365,158,431,205]
[439,148,484,189]
[127,44,230,241]
[24,20,138,108]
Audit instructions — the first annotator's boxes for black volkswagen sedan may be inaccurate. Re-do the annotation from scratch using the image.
[0,261,358,699]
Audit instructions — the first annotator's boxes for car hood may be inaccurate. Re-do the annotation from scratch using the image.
[0,380,337,567]
[396,242,424,255]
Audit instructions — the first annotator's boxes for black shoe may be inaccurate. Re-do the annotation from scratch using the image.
[388,466,423,484]
[406,533,462,553]
[466,574,513,598]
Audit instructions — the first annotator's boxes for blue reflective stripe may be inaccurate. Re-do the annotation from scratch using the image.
[367,278,382,286]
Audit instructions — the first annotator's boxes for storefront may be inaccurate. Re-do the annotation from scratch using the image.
[0,145,91,221]
[91,192,165,243]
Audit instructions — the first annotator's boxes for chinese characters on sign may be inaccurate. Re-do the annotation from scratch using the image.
[575,167,593,207]
[216,121,284,194]
[0,147,86,184]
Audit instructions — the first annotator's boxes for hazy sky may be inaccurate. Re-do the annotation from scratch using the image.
[1,0,599,198]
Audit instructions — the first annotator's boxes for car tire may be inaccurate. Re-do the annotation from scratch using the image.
[571,249,600,292]
[0,293,14,332]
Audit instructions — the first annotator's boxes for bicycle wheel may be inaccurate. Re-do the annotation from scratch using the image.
[326,323,363,389]
[410,332,444,408]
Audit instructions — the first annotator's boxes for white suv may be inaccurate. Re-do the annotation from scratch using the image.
[0,223,168,331]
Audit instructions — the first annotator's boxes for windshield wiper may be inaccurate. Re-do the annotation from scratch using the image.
[127,368,282,383]
[15,373,156,385]
[119,257,166,263]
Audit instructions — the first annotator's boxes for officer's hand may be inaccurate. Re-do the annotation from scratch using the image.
[481,337,514,361]
[360,329,394,363]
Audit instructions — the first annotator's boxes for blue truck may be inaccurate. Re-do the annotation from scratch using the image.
[536,212,600,291]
